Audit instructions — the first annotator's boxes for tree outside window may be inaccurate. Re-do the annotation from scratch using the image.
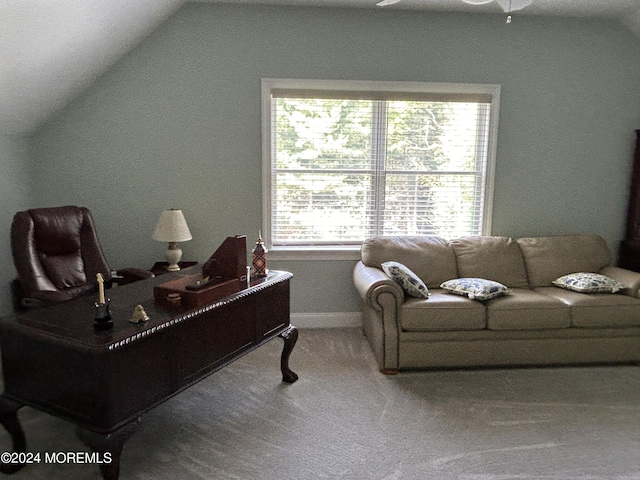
[263,80,500,249]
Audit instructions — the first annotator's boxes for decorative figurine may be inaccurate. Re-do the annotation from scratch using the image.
[130,304,150,324]
[252,231,268,277]
[94,273,113,330]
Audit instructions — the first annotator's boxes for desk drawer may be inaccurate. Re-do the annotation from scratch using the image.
[256,279,290,340]
[172,299,255,385]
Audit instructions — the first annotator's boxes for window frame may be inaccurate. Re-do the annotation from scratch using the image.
[261,78,501,260]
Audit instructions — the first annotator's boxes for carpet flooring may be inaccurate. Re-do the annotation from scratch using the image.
[1,327,639,479]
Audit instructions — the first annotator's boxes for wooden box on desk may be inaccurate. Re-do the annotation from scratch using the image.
[154,234,249,308]
[154,274,248,308]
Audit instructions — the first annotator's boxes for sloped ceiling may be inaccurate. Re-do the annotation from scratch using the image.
[0,0,186,136]
[1,0,639,136]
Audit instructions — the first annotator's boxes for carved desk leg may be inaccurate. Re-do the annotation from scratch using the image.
[0,394,26,474]
[279,325,299,383]
[0,395,27,474]
[76,418,140,480]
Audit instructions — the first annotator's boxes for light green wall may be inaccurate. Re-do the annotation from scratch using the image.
[0,134,31,315]
[27,3,640,315]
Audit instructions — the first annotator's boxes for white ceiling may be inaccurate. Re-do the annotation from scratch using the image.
[2,0,640,136]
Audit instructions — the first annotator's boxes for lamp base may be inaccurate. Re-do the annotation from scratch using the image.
[165,243,183,271]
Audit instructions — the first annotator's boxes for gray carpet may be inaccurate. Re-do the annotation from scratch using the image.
[1,328,639,479]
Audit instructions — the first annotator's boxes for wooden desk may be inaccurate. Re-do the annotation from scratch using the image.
[0,268,297,479]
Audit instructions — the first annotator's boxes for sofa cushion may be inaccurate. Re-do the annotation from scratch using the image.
[517,234,611,287]
[381,261,429,298]
[485,289,571,330]
[400,290,486,332]
[361,236,457,288]
[552,272,625,294]
[536,287,640,328]
[440,278,510,301]
[450,236,529,288]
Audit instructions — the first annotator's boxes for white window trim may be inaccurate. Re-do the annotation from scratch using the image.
[261,78,501,261]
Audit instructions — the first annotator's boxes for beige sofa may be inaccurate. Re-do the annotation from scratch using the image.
[353,234,640,373]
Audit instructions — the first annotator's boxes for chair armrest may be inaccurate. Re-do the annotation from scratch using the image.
[353,261,404,310]
[113,267,155,286]
[25,290,75,308]
[600,265,640,298]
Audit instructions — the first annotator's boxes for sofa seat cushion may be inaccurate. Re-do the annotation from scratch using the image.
[400,290,486,332]
[535,287,640,328]
[485,289,571,330]
[450,236,529,288]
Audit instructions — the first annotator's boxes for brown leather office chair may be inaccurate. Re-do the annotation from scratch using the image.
[11,205,154,309]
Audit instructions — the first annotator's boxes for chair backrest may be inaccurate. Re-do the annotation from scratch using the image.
[11,206,112,301]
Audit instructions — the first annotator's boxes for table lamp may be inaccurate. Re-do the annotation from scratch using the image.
[152,209,192,271]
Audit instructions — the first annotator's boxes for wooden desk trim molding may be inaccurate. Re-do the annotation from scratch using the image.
[107,274,289,352]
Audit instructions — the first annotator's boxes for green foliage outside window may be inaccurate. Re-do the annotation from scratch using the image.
[271,95,490,245]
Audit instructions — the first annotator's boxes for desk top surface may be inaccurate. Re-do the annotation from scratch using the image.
[0,268,292,350]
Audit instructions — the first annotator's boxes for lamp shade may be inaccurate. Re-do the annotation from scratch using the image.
[152,209,192,243]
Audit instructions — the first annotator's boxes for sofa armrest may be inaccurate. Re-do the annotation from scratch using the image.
[353,261,404,373]
[353,261,404,309]
[599,265,640,298]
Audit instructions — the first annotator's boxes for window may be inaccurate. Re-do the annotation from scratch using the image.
[262,79,500,252]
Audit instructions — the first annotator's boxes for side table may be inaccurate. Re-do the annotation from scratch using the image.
[150,261,198,276]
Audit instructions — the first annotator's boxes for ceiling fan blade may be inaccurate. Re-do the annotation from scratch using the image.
[377,0,402,6]
[495,0,533,12]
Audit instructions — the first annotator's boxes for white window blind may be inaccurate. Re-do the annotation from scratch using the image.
[262,79,500,249]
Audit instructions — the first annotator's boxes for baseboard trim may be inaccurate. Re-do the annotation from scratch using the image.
[291,312,363,329]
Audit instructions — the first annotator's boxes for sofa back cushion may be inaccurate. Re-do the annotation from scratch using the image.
[517,234,611,287]
[450,236,529,288]
[361,236,457,288]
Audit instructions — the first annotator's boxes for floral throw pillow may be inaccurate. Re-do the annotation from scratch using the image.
[552,272,625,293]
[381,261,429,298]
[440,278,510,301]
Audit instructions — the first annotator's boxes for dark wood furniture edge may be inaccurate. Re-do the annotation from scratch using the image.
[620,130,640,271]
[279,325,299,383]
[76,419,141,480]
[0,395,26,474]
[111,273,291,352]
